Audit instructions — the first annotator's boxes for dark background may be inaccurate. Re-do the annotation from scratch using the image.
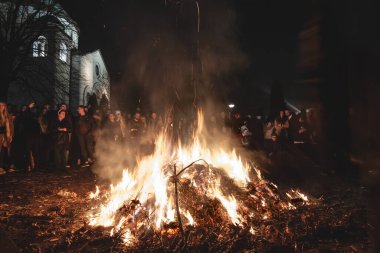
[59,0,309,109]
[59,0,380,159]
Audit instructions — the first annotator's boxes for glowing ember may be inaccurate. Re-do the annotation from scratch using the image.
[87,110,311,244]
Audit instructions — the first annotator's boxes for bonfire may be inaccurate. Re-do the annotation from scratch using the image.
[86,110,313,251]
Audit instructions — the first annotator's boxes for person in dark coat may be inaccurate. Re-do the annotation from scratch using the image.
[74,106,94,167]
[270,111,288,155]
[284,109,298,144]
[20,101,40,172]
[103,113,122,142]
[129,112,143,140]
[58,103,73,167]
[250,115,264,150]
[37,105,52,171]
[51,110,71,171]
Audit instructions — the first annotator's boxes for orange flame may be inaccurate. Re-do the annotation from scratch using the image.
[87,109,310,243]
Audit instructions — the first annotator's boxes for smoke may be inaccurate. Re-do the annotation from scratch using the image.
[114,0,247,112]
[93,0,252,183]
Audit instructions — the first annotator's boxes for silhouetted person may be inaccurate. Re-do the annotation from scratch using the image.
[51,110,71,172]
[0,102,13,175]
[38,105,51,170]
[285,109,298,143]
[75,106,94,167]
[103,113,122,143]
[21,101,40,172]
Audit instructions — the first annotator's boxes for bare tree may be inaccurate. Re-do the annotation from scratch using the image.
[0,0,77,103]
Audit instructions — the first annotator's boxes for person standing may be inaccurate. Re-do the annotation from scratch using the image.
[74,106,94,167]
[115,110,127,140]
[129,112,143,140]
[21,101,40,172]
[284,109,298,144]
[0,102,13,175]
[270,110,289,155]
[38,105,51,171]
[58,103,73,166]
[51,110,71,172]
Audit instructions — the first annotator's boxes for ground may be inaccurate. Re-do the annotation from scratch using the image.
[0,169,96,252]
[0,151,374,252]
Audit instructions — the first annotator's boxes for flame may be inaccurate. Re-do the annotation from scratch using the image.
[286,189,310,202]
[183,210,195,226]
[211,186,242,225]
[87,109,311,243]
[89,186,100,199]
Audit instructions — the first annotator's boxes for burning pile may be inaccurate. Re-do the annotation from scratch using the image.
[87,111,313,251]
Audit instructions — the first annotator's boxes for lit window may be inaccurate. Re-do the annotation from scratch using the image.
[59,42,67,62]
[32,36,48,57]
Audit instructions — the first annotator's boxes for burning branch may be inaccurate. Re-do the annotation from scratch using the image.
[170,158,209,247]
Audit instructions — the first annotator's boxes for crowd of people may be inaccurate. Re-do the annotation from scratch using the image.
[0,101,154,175]
[0,100,319,175]
[227,108,320,157]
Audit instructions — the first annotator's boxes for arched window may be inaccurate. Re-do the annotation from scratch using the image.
[59,42,67,62]
[32,36,47,57]
[95,64,100,77]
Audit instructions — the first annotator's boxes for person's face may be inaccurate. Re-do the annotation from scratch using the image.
[108,113,115,121]
[134,113,141,120]
[115,112,121,119]
[60,104,67,111]
[280,111,284,117]
[285,110,290,117]
[58,111,66,120]
[77,107,85,115]
[29,102,35,109]
[0,103,5,111]
[151,112,157,119]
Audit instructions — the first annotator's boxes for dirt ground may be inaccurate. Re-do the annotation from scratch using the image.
[0,154,374,252]
[0,168,97,252]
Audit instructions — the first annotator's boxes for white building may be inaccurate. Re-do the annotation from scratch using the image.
[4,0,110,111]
[70,50,110,111]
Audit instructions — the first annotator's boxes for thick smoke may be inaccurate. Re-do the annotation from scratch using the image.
[93,0,249,182]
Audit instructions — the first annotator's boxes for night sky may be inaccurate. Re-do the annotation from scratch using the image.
[58,0,379,120]
[59,0,311,110]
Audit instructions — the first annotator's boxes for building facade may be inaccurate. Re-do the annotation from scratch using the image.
[5,1,110,111]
